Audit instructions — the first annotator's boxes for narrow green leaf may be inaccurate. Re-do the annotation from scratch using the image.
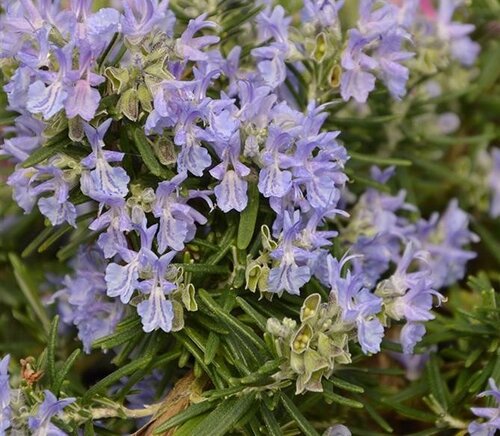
[235,297,267,331]
[328,377,365,393]
[323,390,363,409]
[230,359,283,385]
[9,253,50,332]
[47,315,59,390]
[260,404,282,436]
[173,263,229,274]
[190,394,256,436]
[281,393,320,436]
[153,350,182,369]
[38,225,73,253]
[83,355,151,401]
[425,355,448,411]
[349,151,412,167]
[204,332,220,365]
[153,401,215,434]
[133,127,172,179]
[92,318,142,349]
[333,114,399,126]
[206,222,237,265]
[53,349,81,395]
[379,398,436,422]
[237,179,260,250]
[361,398,393,433]
[22,137,72,168]
[171,414,208,436]
[21,226,55,258]
[84,421,95,436]
[174,333,221,387]
[199,289,266,351]
[203,385,244,400]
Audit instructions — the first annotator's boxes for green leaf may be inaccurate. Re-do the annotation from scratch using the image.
[230,359,283,385]
[349,151,412,167]
[22,136,72,168]
[38,225,73,253]
[132,127,172,179]
[83,355,152,402]
[21,226,55,258]
[237,179,260,250]
[92,317,142,349]
[280,393,320,436]
[173,263,229,274]
[153,401,215,434]
[9,253,50,333]
[327,376,365,393]
[260,404,282,436]
[360,398,394,433]
[199,289,267,351]
[204,332,220,365]
[323,390,363,409]
[235,296,267,331]
[333,114,400,126]
[174,333,221,387]
[170,414,208,436]
[190,394,256,436]
[47,315,59,390]
[425,354,450,410]
[379,398,436,422]
[53,349,81,396]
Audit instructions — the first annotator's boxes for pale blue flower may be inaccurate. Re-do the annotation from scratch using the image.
[81,119,130,204]
[469,378,500,436]
[28,390,75,436]
[0,355,11,435]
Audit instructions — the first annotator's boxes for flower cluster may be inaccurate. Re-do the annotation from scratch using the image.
[0,0,482,414]
[267,293,352,394]
[0,0,489,434]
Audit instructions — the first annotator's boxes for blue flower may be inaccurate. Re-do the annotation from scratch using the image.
[81,119,130,204]
[85,7,121,50]
[105,222,158,304]
[437,0,480,66]
[137,251,177,333]
[51,245,124,353]
[302,0,344,29]
[488,148,500,218]
[340,30,377,103]
[341,0,413,102]
[27,48,71,120]
[1,115,45,163]
[0,355,11,434]
[65,46,103,121]
[7,159,78,227]
[89,199,133,259]
[268,212,312,295]
[258,127,293,199]
[122,0,175,43]
[28,390,75,436]
[415,199,478,288]
[469,378,500,436]
[327,254,384,354]
[153,173,209,252]
[400,322,426,354]
[376,244,444,353]
[175,14,219,62]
